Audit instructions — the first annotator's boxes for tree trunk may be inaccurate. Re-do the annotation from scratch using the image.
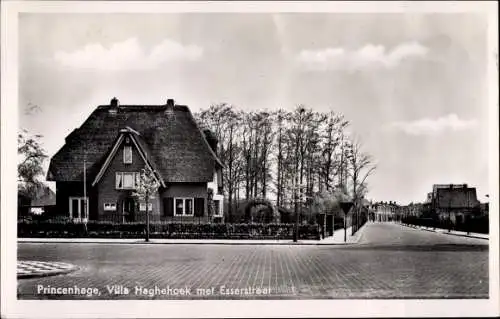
[228,125,234,222]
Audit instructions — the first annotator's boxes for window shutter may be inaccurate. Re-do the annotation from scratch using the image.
[163,197,174,216]
[115,173,122,189]
[135,172,140,189]
[194,198,205,217]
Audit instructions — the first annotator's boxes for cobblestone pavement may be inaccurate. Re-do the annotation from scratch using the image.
[18,261,79,278]
[17,223,488,299]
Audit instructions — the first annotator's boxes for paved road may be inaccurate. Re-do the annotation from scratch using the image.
[17,223,488,299]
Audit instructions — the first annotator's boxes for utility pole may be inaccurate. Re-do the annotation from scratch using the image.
[466,187,470,235]
[293,178,299,242]
[448,192,452,233]
[83,153,88,235]
[145,189,150,242]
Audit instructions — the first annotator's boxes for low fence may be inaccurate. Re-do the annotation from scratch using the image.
[401,216,489,234]
[17,220,321,240]
[351,211,368,235]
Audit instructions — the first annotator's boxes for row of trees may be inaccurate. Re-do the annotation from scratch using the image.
[195,104,376,222]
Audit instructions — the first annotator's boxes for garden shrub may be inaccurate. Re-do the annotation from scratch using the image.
[18,220,321,240]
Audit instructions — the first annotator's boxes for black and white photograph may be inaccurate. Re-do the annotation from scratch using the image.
[1,1,498,318]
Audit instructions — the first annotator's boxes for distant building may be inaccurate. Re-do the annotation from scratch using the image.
[430,184,480,224]
[371,201,399,222]
[18,184,56,217]
[397,202,423,220]
[480,202,489,216]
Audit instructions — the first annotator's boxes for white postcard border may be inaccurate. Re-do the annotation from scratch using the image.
[1,1,498,318]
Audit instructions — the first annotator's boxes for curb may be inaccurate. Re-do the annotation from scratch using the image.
[18,230,369,246]
[18,267,78,279]
[440,231,489,241]
[398,223,488,240]
[348,224,367,244]
[18,225,371,246]
[18,239,357,246]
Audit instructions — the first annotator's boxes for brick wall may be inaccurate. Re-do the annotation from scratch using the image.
[54,182,98,219]
[96,135,161,222]
[159,183,209,222]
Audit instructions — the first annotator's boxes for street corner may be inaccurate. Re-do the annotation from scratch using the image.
[350,224,368,244]
[17,261,79,279]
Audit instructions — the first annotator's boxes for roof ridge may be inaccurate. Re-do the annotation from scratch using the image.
[120,126,141,136]
[96,104,190,109]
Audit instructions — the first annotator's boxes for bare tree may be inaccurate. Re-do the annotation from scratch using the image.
[273,109,288,208]
[319,112,349,191]
[195,104,242,222]
[346,136,376,226]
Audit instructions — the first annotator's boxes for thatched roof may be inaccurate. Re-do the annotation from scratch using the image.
[19,184,56,207]
[47,99,223,184]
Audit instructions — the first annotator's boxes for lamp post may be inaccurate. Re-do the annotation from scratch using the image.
[293,181,299,242]
[448,195,452,233]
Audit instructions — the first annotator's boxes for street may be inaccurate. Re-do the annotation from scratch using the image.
[17,223,488,299]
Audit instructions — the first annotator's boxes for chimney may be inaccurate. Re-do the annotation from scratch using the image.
[110,97,119,107]
[109,97,119,114]
[165,98,175,114]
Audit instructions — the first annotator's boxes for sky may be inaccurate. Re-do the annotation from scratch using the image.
[18,12,491,204]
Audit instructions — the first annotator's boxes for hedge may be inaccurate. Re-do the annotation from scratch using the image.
[17,220,321,240]
[402,216,489,234]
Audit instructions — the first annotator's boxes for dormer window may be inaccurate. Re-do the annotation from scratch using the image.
[123,146,132,164]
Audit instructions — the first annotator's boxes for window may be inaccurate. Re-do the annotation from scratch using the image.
[139,202,153,211]
[116,172,139,189]
[69,197,88,221]
[174,198,194,216]
[104,203,117,211]
[175,198,183,215]
[214,200,221,216]
[123,146,132,164]
[123,173,135,188]
[30,207,44,215]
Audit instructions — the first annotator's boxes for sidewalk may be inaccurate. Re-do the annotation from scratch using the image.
[18,225,367,246]
[321,224,366,244]
[399,223,489,240]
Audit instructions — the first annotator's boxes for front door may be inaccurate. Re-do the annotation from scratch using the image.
[123,197,136,223]
[69,197,88,222]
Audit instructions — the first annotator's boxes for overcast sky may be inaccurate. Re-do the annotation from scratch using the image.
[18,12,490,204]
